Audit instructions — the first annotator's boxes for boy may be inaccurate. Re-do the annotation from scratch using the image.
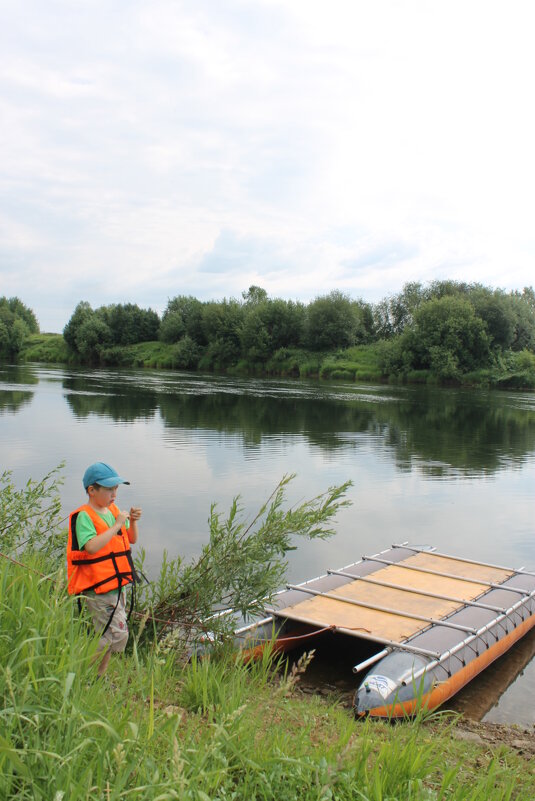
[67,462,142,676]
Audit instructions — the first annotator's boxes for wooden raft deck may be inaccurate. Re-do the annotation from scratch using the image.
[272,550,515,646]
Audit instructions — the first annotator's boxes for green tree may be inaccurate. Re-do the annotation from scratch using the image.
[510,287,535,351]
[240,299,305,361]
[353,299,375,342]
[0,296,39,333]
[304,291,364,350]
[172,335,201,369]
[409,295,491,377]
[242,285,268,306]
[200,299,244,368]
[372,298,394,339]
[388,281,425,334]
[65,301,160,358]
[161,295,205,344]
[63,301,95,354]
[75,316,112,362]
[371,282,425,339]
[424,279,473,301]
[0,297,38,361]
[159,310,186,344]
[469,288,516,351]
[102,303,159,345]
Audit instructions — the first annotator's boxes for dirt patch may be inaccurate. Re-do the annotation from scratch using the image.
[446,718,535,759]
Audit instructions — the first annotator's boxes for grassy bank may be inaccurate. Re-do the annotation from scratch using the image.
[18,333,535,389]
[18,332,69,363]
[1,551,533,800]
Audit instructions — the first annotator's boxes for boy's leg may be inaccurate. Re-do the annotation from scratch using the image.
[84,591,129,675]
[97,648,112,676]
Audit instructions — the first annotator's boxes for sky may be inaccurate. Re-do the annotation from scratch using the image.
[1,1,534,333]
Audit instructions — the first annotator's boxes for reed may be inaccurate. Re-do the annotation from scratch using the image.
[2,471,533,801]
[2,551,531,800]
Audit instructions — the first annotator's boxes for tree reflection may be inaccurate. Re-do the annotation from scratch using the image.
[0,390,33,414]
[24,370,535,476]
[157,384,535,476]
[63,374,159,422]
[0,364,39,385]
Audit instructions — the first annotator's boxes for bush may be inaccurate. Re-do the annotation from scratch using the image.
[330,369,355,381]
[299,360,321,378]
[99,345,135,367]
[304,291,364,350]
[171,336,201,369]
[512,349,535,372]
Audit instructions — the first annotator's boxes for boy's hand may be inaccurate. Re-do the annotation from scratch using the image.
[129,506,142,521]
[115,509,130,527]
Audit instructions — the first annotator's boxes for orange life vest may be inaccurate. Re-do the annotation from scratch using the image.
[67,503,135,595]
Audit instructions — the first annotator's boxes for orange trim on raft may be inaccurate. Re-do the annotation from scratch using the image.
[241,625,331,662]
[357,612,535,718]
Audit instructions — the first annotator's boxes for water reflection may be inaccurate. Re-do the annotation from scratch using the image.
[0,364,39,386]
[0,365,36,414]
[0,389,33,414]
[54,371,535,477]
[60,371,158,422]
[448,626,535,727]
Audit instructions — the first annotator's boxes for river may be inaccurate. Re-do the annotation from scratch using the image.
[1,363,535,724]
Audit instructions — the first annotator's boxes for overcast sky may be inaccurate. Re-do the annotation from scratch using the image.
[1,1,534,332]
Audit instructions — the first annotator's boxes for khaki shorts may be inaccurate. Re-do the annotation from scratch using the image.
[84,590,129,653]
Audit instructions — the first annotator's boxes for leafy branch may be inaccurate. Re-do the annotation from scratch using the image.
[135,475,352,648]
[0,464,65,558]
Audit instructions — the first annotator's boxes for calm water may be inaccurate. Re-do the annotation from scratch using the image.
[2,363,535,725]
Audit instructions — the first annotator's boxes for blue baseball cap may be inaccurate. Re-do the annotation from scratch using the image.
[83,462,130,489]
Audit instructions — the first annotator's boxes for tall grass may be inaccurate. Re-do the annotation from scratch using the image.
[18,333,69,363]
[2,552,532,800]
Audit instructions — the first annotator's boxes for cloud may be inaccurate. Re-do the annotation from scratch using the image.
[1,1,534,330]
[342,241,420,276]
[197,229,288,277]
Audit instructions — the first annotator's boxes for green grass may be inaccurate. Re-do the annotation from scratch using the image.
[18,333,69,363]
[319,344,384,382]
[1,552,533,800]
[15,334,535,390]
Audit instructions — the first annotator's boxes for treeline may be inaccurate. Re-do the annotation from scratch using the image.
[6,282,535,385]
[0,297,39,360]
[374,281,535,381]
[61,282,535,378]
[63,300,160,361]
[60,286,375,370]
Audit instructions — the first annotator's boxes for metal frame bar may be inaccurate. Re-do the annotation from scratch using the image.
[353,649,390,674]
[362,555,529,595]
[284,583,478,634]
[400,588,535,686]
[392,543,535,578]
[328,568,507,613]
[266,607,441,658]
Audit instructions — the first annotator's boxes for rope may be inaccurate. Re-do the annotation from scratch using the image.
[0,549,49,577]
[0,550,372,641]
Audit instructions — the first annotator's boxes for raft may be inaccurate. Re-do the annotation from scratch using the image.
[234,544,535,718]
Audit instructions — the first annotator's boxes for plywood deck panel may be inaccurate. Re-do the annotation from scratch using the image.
[277,551,515,643]
[404,552,513,584]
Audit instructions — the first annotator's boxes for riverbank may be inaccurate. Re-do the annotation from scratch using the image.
[2,550,535,800]
[17,333,535,389]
